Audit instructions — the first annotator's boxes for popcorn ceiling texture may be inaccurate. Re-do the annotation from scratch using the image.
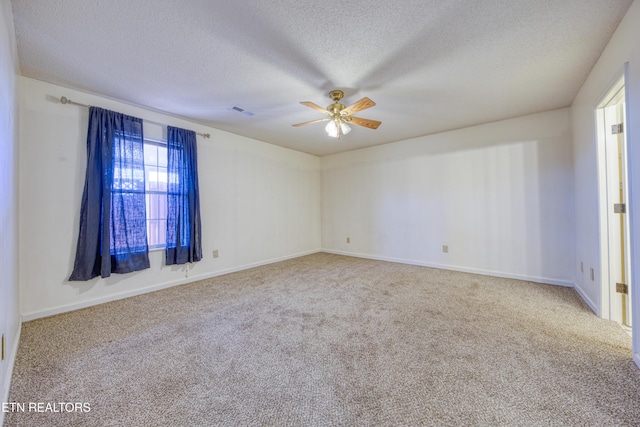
[9,0,634,155]
[6,253,640,426]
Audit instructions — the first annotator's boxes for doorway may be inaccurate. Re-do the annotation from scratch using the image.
[597,77,632,330]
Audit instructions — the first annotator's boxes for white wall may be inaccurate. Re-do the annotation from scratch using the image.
[18,77,321,319]
[571,0,640,365]
[321,109,575,287]
[0,0,20,420]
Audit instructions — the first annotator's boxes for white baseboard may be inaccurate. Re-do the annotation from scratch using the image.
[634,352,640,369]
[572,282,599,316]
[1,316,22,427]
[322,249,575,288]
[21,249,322,322]
[22,249,578,322]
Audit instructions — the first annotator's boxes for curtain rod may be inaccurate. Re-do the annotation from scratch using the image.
[59,96,211,139]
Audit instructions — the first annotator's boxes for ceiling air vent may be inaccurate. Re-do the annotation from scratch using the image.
[230,106,254,116]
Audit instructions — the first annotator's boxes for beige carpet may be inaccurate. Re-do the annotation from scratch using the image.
[5,253,640,426]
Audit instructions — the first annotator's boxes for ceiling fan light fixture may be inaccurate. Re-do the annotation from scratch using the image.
[325,120,351,138]
[325,120,338,138]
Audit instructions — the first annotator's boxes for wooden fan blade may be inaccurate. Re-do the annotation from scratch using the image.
[300,101,331,116]
[349,116,381,130]
[342,97,376,115]
[292,118,330,127]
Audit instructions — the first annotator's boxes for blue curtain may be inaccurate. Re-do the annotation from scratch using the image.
[70,107,150,281]
[166,126,202,265]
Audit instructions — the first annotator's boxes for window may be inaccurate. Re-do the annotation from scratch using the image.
[71,108,201,280]
[111,131,148,255]
[143,139,168,249]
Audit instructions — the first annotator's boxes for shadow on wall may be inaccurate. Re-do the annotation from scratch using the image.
[322,110,574,285]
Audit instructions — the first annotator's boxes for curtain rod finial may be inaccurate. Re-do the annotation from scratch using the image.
[60,96,69,104]
[203,133,210,139]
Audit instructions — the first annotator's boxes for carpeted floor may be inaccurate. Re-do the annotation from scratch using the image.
[5,253,640,426]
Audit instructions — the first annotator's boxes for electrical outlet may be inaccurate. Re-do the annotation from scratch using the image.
[346,237,350,244]
[212,250,219,258]
[443,245,448,253]
[590,268,594,281]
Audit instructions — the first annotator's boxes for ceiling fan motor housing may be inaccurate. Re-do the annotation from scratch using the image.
[328,102,345,116]
[327,90,346,116]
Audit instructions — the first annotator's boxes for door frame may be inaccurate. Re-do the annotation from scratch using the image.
[596,76,631,326]
[595,64,638,368]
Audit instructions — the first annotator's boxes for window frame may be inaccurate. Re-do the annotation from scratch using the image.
[143,137,168,251]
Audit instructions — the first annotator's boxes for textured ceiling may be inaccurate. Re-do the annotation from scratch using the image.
[10,0,634,156]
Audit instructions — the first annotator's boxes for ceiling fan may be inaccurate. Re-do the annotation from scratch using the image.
[292,90,381,139]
